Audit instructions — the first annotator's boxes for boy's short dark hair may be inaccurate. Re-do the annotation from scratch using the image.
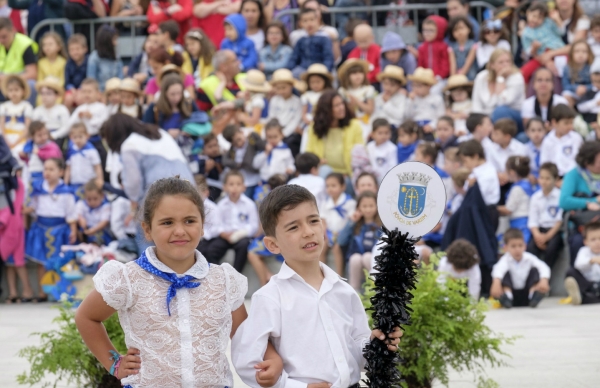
[203,133,217,145]
[300,7,317,19]
[372,118,390,133]
[224,170,244,185]
[504,228,524,244]
[466,113,488,134]
[222,124,241,143]
[268,174,287,189]
[159,20,180,41]
[28,121,46,137]
[326,172,345,186]
[539,162,559,179]
[446,239,480,270]
[68,33,88,49]
[295,152,320,174]
[458,139,485,159]
[438,115,454,128]
[259,184,318,237]
[551,104,576,122]
[265,118,283,133]
[584,221,600,237]
[527,1,549,17]
[591,14,600,30]
[493,118,517,138]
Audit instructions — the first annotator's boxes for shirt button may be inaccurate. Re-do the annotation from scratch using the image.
[183,319,189,324]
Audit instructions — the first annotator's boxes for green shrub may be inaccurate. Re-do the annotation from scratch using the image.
[362,258,515,388]
[17,303,125,388]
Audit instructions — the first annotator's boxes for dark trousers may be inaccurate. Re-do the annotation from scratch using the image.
[284,133,302,158]
[501,267,540,307]
[197,237,250,273]
[569,232,584,267]
[566,267,600,304]
[498,182,512,206]
[527,227,564,269]
[487,205,500,234]
[89,136,108,182]
[480,264,492,298]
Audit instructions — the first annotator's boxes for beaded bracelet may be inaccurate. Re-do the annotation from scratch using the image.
[109,350,123,377]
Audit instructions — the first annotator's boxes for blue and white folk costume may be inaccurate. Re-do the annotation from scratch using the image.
[26,179,77,265]
[505,179,536,243]
[321,193,357,246]
[76,197,114,245]
[93,247,247,388]
[66,141,102,198]
[338,221,383,260]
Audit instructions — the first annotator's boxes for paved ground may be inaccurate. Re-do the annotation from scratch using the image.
[1,298,599,388]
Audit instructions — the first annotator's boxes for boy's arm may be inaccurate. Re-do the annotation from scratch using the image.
[286,43,301,70]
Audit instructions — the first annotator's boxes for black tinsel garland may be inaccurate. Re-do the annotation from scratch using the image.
[362,227,419,388]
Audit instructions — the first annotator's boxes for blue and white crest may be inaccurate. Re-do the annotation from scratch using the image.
[397,172,431,218]
[563,146,573,156]
[547,206,559,218]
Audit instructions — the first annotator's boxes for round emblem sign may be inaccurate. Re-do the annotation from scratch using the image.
[377,161,447,238]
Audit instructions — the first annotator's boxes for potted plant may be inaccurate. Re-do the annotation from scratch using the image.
[17,303,125,388]
[361,256,515,388]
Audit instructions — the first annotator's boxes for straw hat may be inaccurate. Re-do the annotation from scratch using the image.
[105,78,121,94]
[301,63,334,82]
[2,75,30,99]
[376,65,406,85]
[338,58,370,82]
[444,74,473,92]
[407,67,437,86]
[157,64,184,86]
[241,70,272,93]
[270,69,306,92]
[36,76,64,96]
[119,78,143,95]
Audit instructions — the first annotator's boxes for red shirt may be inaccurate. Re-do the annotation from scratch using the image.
[348,44,381,84]
[191,0,228,49]
[147,0,193,44]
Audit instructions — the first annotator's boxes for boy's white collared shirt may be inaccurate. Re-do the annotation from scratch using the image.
[492,251,551,290]
[487,138,528,173]
[539,129,583,176]
[527,188,562,229]
[232,261,371,388]
[575,246,600,283]
[216,194,259,237]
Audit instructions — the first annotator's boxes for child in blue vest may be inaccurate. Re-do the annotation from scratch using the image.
[220,14,258,71]
[76,180,113,246]
[498,156,536,243]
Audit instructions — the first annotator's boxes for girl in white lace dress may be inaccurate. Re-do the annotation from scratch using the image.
[75,177,282,387]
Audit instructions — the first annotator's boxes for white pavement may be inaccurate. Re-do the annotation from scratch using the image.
[1,298,599,388]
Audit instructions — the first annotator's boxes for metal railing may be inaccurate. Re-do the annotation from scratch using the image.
[30,15,148,54]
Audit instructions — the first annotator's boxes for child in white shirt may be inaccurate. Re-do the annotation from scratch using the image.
[65,123,103,196]
[460,113,495,157]
[300,64,333,128]
[239,69,269,132]
[566,221,600,305]
[267,69,303,155]
[253,119,295,182]
[366,118,397,184]
[459,139,500,206]
[370,65,409,129]
[488,118,528,175]
[527,162,563,269]
[406,67,445,135]
[288,152,326,208]
[539,104,583,177]
[33,77,70,142]
[491,229,551,308]
[198,171,259,273]
[232,184,401,387]
[76,180,113,246]
[437,239,482,300]
[0,75,33,158]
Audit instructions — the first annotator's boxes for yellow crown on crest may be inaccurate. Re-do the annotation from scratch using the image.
[397,171,431,186]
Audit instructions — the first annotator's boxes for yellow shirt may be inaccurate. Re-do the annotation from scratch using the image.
[305,118,364,176]
[37,56,66,105]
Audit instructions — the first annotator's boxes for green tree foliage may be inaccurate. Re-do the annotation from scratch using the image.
[17,303,125,388]
[361,258,515,388]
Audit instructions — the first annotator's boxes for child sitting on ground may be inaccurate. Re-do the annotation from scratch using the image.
[64,123,104,196]
[288,152,327,207]
[527,162,563,269]
[222,124,265,199]
[566,221,600,305]
[233,184,402,387]
[367,118,397,184]
[253,119,295,183]
[437,238,482,300]
[491,228,551,308]
[407,67,445,135]
[498,156,535,243]
[76,180,113,246]
[539,104,582,177]
[19,121,62,183]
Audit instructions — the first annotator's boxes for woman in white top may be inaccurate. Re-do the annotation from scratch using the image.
[472,48,525,132]
[241,0,267,52]
[521,67,568,127]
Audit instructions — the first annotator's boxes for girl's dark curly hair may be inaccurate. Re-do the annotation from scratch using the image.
[96,25,118,60]
[445,238,480,270]
[312,90,355,139]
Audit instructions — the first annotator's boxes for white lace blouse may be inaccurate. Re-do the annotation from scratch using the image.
[93,248,248,387]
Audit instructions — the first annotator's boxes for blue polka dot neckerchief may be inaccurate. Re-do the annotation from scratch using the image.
[135,251,201,316]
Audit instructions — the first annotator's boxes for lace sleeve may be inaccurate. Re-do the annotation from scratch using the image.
[221,264,248,311]
[93,261,133,311]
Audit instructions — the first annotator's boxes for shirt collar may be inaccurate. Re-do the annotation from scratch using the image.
[144,247,210,279]
[277,261,341,286]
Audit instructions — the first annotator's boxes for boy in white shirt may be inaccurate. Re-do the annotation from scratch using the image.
[406,67,445,134]
[565,221,600,305]
[253,119,296,183]
[461,113,495,156]
[366,118,397,184]
[65,123,104,195]
[491,229,551,308]
[288,152,326,208]
[527,163,563,268]
[489,118,528,176]
[539,104,583,177]
[437,239,482,300]
[200,170,258,273]
[33,77,70,143]
[459,140,500,206]
[232,184,402,387]
[267,69,303,156]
